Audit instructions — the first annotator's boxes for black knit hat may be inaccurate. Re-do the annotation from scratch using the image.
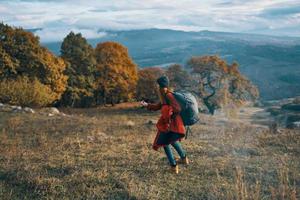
[157,76,169,88]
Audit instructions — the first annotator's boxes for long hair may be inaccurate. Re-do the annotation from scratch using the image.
[157,87,173,104]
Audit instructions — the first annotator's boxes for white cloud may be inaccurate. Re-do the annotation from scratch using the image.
[35,27,107,42]
[0,0,299,42]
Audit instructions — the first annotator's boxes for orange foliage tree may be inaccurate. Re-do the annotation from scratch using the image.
[94,42,138,105]
[187,55,259,114]
[0,23,67,106]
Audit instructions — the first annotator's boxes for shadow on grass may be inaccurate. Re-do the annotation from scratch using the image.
[45,165,73,178]
[0,169,47,199]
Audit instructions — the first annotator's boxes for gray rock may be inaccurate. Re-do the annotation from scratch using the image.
[10,105,23,113]
[0,103,4,107]
[0,105,13,112]
[41,107,60,115]
[24,107,35,114]
[87,135,95,142]
[11,105,22,110]
[125,120,135,127]
[49,107,60,115]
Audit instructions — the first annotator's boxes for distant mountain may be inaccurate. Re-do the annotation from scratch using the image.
[25,28,43,33]
[41,29,300,100]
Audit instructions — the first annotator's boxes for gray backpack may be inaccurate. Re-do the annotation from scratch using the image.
[166,90,200,138]
[166,90,199,135]
[166,90,199,138]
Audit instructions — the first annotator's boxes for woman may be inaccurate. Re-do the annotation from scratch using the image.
[140,76,189,174]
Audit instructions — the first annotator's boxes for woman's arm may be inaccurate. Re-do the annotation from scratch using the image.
[146,102,162,111]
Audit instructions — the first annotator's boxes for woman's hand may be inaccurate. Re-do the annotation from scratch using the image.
[140,100,148,107]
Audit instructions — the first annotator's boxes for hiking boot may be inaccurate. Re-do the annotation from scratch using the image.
[176,156,189,165]
[170,165,179,174]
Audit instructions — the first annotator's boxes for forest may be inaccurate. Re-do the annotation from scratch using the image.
[0,23,258,114]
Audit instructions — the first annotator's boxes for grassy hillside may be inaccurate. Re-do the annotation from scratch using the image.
[0,104,299,199]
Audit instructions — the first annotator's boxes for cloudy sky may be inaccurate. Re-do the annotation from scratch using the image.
[0,0,299,42]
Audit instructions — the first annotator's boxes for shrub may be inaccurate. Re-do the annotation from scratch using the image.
[0,76,55,107]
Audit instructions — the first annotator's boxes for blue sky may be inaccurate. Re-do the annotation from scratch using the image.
[0,0,299,42]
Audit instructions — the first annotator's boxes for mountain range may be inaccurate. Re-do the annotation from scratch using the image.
[39,29,300,101]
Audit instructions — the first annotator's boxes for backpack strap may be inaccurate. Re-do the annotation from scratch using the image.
[163,91,172,105]
[185,126,192,139]
[164,92,180,120]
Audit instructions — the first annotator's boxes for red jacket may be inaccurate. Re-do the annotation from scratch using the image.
[147,92,185,148]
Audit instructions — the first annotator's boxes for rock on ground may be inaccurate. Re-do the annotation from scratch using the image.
[125,120,135,127]
[40,107,60,116]
[24,107,35,114]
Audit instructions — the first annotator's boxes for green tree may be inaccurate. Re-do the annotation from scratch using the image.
[94,42,138,105]
[60,32,97,107]
[0,23,67,106]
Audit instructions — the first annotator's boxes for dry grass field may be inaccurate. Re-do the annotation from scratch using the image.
[0,103,299,199]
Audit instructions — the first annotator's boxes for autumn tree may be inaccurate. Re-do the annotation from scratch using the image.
[60,32,97,107]
[0,23,67,107]
[136,67,165,102]
[94,42,138,105]
[187,55,259,114]
[166,64,191,90]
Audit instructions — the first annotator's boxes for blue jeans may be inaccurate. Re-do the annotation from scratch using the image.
[163,141,186,166]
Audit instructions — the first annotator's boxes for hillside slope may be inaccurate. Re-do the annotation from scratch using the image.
[0,104,299,199]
